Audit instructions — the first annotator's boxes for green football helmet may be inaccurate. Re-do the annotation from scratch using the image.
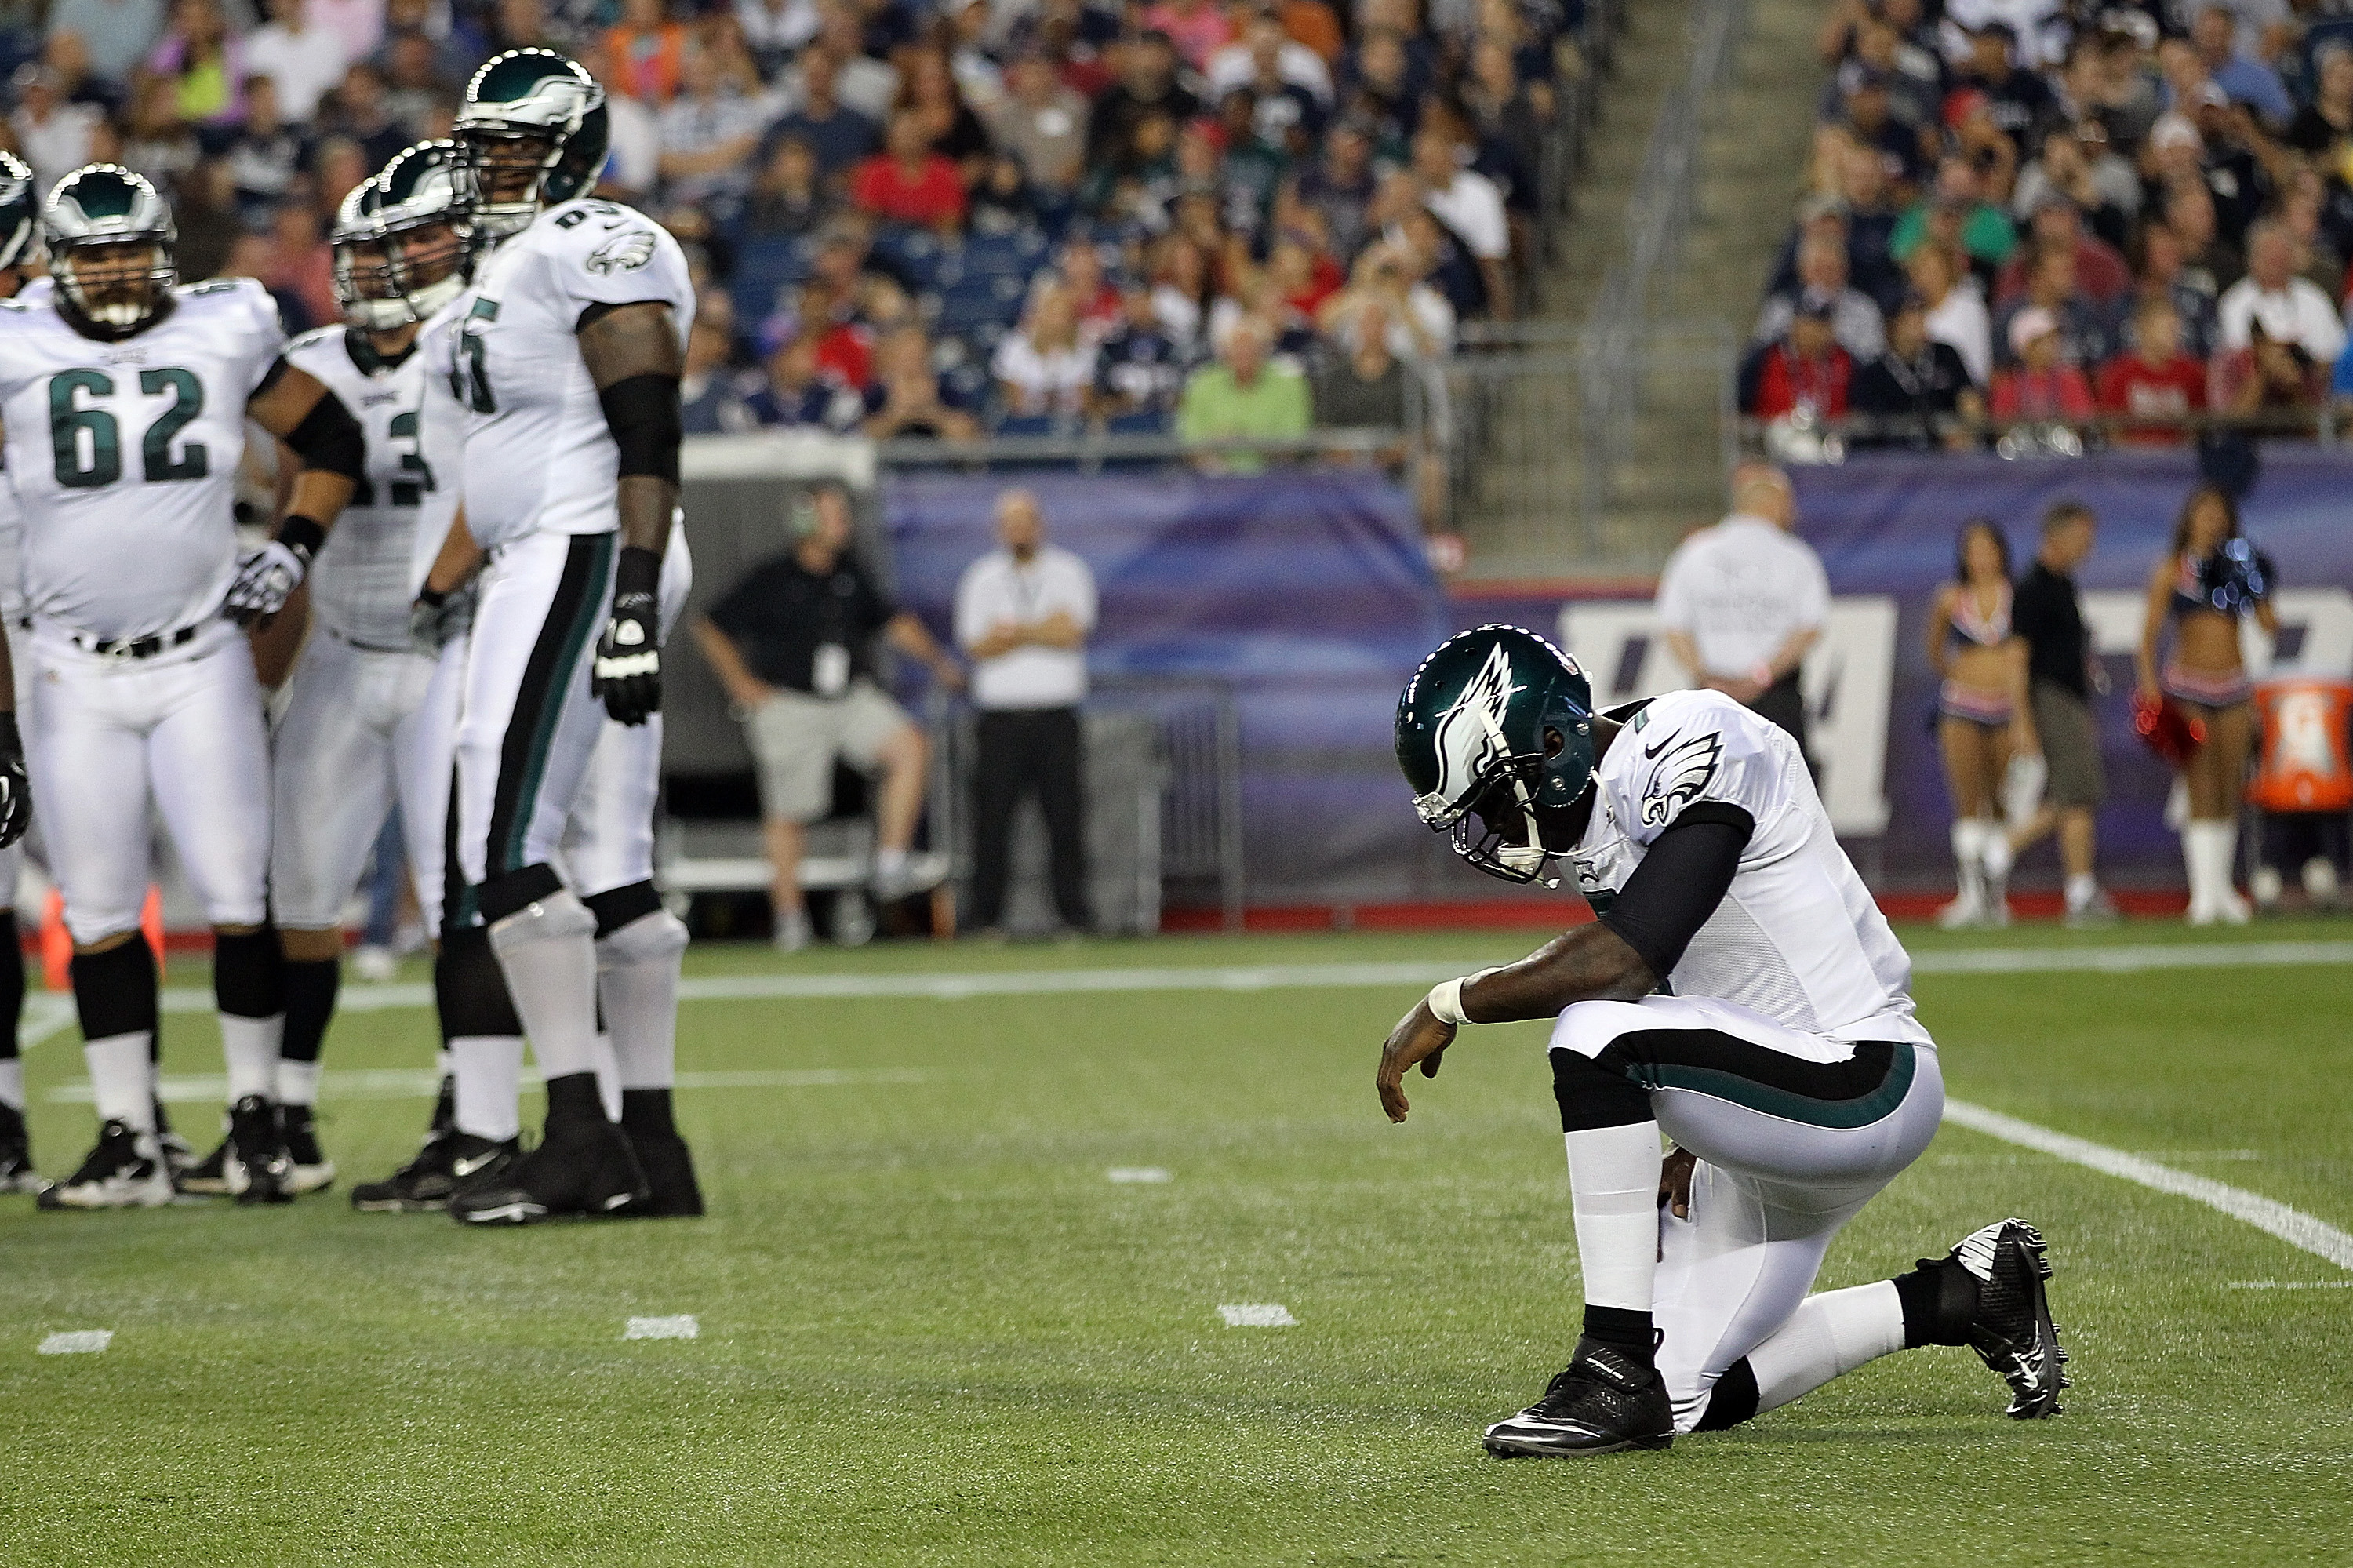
[0,151,38,278]
[333,140,475,329]
[453,49,609,240]
[42,163,176,340]
[1395,624,1597,885]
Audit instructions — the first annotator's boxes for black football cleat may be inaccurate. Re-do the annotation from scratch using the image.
[278,1104,336,1196]
[224,1096,294,1206]
[1482,1337,1675,1457]
[36,1119,175,1210]
[0,1101,38,1194]
[613,1093,704,1217]
[175,1133,235,1195]
[1944,1218,2069,1419]
[351,1130,471,1213]
[449,1115,647,1227]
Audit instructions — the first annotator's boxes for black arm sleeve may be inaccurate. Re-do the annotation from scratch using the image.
[1597,806,1755,981]
[597,372,684,484]
[282,388,366,482]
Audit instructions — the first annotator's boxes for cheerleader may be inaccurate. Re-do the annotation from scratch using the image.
[1929,518,2036,926]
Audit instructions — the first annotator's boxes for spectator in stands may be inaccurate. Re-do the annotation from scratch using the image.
[851,108,969,232]
[741,133,833,237]
[1656,463,1829,760]
[1091,279,1187,424]
[2218,218,2348,365]
[1150,235,1213,358]
[2007,500,2115,926]
[1995,195,2132,306]
[1340,26,1421,146]
[145,0,243,125]
[2098,295,2208,446]
[902,46,992,182]
[955,488,1097,941]
[1411,121,1512,321]
[2184,85,2282,249]
[220,75,304,221]
[1995,247,2122,370]
[120,74,199,193]
[772,47,882,184]
[1907,241,1992,385]
[2212,321,2326,434]
[1209,15,1334,111]
[1950,19,2057,140]
[738,0,819,78]
[245,0,350,123]
[1178,316,1311,473]
[2013,114,2138,242]
[1464,37,1550,199]
[2286,40,2353,158]
[1319,236,1455,362]
[380,33,450,130]
[575,41,659,201]
[1991,307,2095,424]
[993,281,1094,424]
[49,0,167,86]
[1393,195,1491,324]
[990,47,1090,201]
[1311,300,1409,430]
[806,5,898,122]
[172,158,241,281]
[1755,231,1887,362]
[1892,156,2019,271]
[1085,30,1198,175]
[606,0,689,105]
[2158,178,2244,298]
[865,326,982,442]
[681,313,747,434]
[1141,0,1232,73]
[317,62,412,169]
[311,134,369,216]
[694,484,963,952]
[1740,298,1854,425]
[12,66,105,191]
[1057,241,1122,342]
[1832,146,1908,305]
[658,43,776,223]
[746,331,868,431]
[1836,67,1928,191]
[2189,2,2291,127]
[1852,291,1983,449]
[1823,15,1938,134]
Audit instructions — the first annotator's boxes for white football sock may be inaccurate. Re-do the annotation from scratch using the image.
[84,1031,155,1130]
[218,1013,282,1103]
[1564,1121,1664,1313]
[449,1035,524,1143]
[2064,872,2097,912]
[589,1031,622,1121]
[0,1057,22,1112]
[1746,1281,1909,1415]
[487,890,602,1081]
[1979,818,2012,879]
[598,910,686,1092]
[276,1058,322,1108]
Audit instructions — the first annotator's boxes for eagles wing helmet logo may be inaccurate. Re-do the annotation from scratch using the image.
[1420,640,1522,822]
[586,228,656,275]
[1639,729,1723,828]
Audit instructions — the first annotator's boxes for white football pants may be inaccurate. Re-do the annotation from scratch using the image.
[269,628,436,929]
[1548,993,1946,1434]
[24,621,271,944]
[557,531,689,900]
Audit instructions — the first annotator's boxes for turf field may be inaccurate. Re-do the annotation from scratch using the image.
[5,918,2349,1564]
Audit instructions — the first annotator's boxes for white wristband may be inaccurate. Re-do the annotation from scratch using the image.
[1427,966,1500,1027]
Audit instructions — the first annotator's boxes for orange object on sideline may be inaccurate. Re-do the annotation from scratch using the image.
[38,886,166,991]
[2247,679,2353,813]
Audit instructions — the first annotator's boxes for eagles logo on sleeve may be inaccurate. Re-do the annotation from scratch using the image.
[586,228,656,275]
[1639,728,1724,828]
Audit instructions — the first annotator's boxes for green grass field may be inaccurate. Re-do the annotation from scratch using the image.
[5,919,2350,1564]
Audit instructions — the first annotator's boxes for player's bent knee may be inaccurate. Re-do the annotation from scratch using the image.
[279,926,344,963]
[585,883,687,966]
[1549,1044,1651,1132]
[480,867,595,951]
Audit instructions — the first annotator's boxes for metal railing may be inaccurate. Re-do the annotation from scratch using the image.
[1740,406,2348,464]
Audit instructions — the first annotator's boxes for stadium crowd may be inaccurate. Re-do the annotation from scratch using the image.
[2,0,1589,444]
[1745,0,2353,453]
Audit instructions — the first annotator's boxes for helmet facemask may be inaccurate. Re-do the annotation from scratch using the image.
[1418,719,1570,887]
[56,238,174,339]
[336,217,471,329]
[457,127,562,239]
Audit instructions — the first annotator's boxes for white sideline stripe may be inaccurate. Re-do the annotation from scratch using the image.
[1107,1166,1173,1184]
[624,1315,698,1341]
[9,937,2333,1050]
[2226,1280,2353,1290]
[1944,1099,2353,1271]
[1217,1304,1296,1327]
[46,1066,924,1104]
[38,1330,111,1355]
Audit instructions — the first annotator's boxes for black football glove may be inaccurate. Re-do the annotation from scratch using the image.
[0,711,31,850]
[224,538,311,626]
[591,545,663,726]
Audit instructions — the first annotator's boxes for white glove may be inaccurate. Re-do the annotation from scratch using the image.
[224,540,311,626]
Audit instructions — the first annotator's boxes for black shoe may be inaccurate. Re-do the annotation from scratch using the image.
[0,1102,38,1194]
[278,1104,336,1196]
[224,1096,293,1206]
[449,1115,649,1227]
[1482,1337,1675,1457]
[1944,1218,2068,1420]
[176,1133,234,1195]
[35,1119,175,1210]
[613,1125,704,1217]
[351,1131,470,1213]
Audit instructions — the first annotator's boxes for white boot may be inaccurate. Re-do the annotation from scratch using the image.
[2207,821,2250,924]
[2304,856,2341,908]
[1940,820,1988,928]
[1979,820,2013,927]
[2182,824,2212,926]
[2185,821,2249,926]
[2249,864,2283,910]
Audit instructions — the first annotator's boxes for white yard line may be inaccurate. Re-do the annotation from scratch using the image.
[1944,1099,2353,1272]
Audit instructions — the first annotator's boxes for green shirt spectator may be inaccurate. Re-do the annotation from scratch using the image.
[1890,159,2020,270]
[1177,319,1312,472]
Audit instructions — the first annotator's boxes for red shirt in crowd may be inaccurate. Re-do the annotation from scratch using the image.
[850,153,968,227]
[2096,351,2207,446]
[1991,364,2096,420]
[1748,342,1853,420]
[1991,236,2134,304]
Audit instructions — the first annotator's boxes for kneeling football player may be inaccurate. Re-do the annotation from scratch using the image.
[1380,626,2068,1453]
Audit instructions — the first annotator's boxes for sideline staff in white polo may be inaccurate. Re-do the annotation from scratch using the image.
[1655,464,1831,763]
[954,489,1098,937]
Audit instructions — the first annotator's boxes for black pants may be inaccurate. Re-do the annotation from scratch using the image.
[971,707,1089,930]
[1748,669,1813,772]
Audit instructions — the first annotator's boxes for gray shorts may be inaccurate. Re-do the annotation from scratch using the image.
[746,681,911,824]
[2031,681,2104,809]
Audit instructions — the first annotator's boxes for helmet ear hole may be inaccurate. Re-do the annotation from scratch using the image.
[1543,726,1565,758]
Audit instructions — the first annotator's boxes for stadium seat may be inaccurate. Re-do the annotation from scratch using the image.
[728,235,816,328]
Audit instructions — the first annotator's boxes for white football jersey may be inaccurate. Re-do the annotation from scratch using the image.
[410,292,470,598]
[284,325,435,649]
[0,275,284,642]
[432,197,693,551]
[1567,689,1929,1046]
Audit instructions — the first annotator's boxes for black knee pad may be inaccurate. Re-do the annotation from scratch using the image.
[584,880,664,940]
[1550,1046,1652,1132]
[435,924,522,1039]
[213,926,284,1020]
[1693,1358,1759,1432]
[70,940,158,1040]
[475,864,566,926]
